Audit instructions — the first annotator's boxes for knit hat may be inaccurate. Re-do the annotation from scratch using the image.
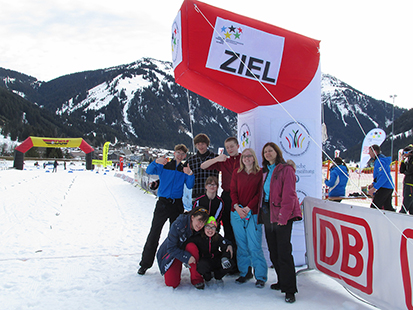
[206,216,217,227]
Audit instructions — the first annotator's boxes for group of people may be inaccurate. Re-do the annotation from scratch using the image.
[324,143,413,215]
[324,145,395,209]
[137,134,301,303]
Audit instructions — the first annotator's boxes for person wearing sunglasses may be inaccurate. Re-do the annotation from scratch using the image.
[192,176,224,232]
[230,148,267,288]
[157,206,210,289]
[138,144,195,276]
[400,144,413,214]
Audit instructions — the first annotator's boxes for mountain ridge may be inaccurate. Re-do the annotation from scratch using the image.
[0,58,409,161]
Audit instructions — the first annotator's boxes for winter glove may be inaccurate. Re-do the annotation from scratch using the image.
[221,257,231,269]
[149,179,160,190]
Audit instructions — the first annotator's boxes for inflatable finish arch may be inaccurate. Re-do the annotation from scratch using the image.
[13,137,94,170]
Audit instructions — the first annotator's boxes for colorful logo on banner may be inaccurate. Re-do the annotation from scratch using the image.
[171,11,182,68]
[359,128,386,170]
[239,123,252,150]
[220,24,243,41]
[279,121,311,156]
[206,17,284,85]
[312,207,374,294]
[43,139,70,146]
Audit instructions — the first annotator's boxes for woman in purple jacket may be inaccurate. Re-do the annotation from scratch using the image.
[259,142,302,304]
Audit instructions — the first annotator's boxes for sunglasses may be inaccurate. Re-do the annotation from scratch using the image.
[194,208,208,215]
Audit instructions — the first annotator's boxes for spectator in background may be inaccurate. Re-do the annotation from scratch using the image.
[324,157,349,202]
[52,160,58,173]
[368,144,395,211]
[400,144,413,214]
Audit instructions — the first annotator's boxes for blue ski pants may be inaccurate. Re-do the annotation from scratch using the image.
[231,211,268,282]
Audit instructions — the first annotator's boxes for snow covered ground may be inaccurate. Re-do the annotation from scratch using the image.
[0,161,378,310]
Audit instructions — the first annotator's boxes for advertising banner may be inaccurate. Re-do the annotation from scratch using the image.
[359,128,386,170]
[173,0,321,266]
[304,196,413,310]
[238,66,322,266]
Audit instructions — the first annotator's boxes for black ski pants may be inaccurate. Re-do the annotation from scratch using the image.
[140,197,184,269]
[400,184,413,214]
[262,202,297,294]
[370,188,394,211]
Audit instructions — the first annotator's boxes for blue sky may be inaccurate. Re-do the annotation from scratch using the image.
[1,0,411,109]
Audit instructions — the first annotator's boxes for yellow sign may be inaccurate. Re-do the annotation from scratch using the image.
[31,137,84,148]
[92,142,112,168]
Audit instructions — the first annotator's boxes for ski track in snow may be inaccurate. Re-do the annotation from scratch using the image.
[0,162,378,310]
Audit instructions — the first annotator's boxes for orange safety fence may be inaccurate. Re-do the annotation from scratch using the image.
[323,160,404,209]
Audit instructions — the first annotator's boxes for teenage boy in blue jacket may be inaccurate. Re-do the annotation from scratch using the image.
[138,144,195,275]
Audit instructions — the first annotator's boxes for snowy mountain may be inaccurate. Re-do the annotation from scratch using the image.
[0,60,237,150]
[321,74,407,159]
[0,59,407,159]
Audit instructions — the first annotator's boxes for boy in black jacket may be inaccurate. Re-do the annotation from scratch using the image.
[188,216,233,284]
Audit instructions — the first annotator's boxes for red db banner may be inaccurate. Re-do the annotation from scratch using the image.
[304,197,413,310]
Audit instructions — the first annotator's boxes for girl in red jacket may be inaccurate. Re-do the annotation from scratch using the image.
[230,148,267,288]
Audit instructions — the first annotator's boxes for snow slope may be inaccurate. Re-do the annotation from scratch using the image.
[0,161,377,310]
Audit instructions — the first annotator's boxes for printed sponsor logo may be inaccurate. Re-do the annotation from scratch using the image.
[206,17,284,85]
[312,207,374,294]
[401,228,413,309]
[171,11,182,68]
[239,123,252,150]
[219,24,244,42]
[369,130,384,140]
[42,139,70,146]
[279,121,311,157]
[172,22,180,61]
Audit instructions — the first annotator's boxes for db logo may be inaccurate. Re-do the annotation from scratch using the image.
[401,228,413,309]
[312,208,374,294]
